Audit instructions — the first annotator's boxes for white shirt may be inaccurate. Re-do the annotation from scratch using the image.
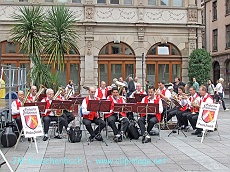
[216,83,223,93]
[81,96,96,115]
[95,87,107,99]
[129,89,146,98]
[201,93,213,104]
[141,96,163,114]
[65,84,75,97]
[188,93,201,108]
[41,98,54,116]
[11,99,22,116]
[160,87,171,99]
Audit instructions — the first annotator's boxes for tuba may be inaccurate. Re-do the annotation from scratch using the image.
[22,88,30,105]
[53,87,64,100]
[115,80,126,95]
[34,84,46,101]
[64,86,73,100]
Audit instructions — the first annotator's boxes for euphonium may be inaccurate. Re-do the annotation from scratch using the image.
[34,84,46,101]
[115,81,126,95]
[64,86,73,100]
[22,88,30,105]
[53,87,64,116]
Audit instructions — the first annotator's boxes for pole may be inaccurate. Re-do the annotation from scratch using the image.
[142,53,145,88]
[9,65,12,122]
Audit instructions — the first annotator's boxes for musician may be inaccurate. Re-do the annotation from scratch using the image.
[95,81,109,99]
[168,86,177,97]
[129,83,146,98]
[82,87,106,142]
[41,89,65,141]
[27,85,37,103]
[138,86,163,143]
[11,91,25,132]
[191,85,213,137]
[166,86,188,128]
[65,80,75,97]
[106,87,129,142]
[181,86,201,132]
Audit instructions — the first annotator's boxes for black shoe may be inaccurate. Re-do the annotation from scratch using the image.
[28,138,35,142]
[54,135,62,139]
[191,130,199,135]
[89,136,94,142]
[197,133,202,137]
[143,137,151,143]
[142,135,146,143]
[180,125,185,130]
[43,136,48,141]
[95,134,103,141]
[172,130,177,133]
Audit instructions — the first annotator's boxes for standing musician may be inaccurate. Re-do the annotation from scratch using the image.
[11,91,25,133]
[181,86,201,132]
[81,87,106,142]
[129,83,146,98]
[191,85,213,137]
[138,86,163,143]
[27,85,37,103]
[106,87,129,142]
[41,89,65,141]
[57,87,75,132]
[156,81,171,122]
[166,86,188,128]
[65,80,75,97]
[95,81,109,99]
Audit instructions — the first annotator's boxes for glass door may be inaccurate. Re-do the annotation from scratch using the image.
[158,64,169,83]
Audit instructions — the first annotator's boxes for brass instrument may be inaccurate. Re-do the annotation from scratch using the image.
[53,87,65,116]
[115,80,126,95]
[34,84,46,101]
[22,88,30,105]
[64,86,73,100]
[191,97,200,114]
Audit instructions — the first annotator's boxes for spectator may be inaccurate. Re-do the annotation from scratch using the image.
[216,78,229,111]
[192,77,199,93]
[128,77,135,96]
[207,79,215,100]
[170,77,186,94]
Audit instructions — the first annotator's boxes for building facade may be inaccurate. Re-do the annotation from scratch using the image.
[204,0,230,87]
[0,0,202,93]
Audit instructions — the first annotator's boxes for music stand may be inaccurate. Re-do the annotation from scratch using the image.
[38,94,46,101]
[168,98,187,137]
[24,102,47,113]
[114,103,135,113]
[134,94,147,102]
[126,98,137,103]
[87,100,112,146]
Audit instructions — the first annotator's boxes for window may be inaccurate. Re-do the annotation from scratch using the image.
[227,0,230,15]
[45,0,53,2]
[213,29,218,51]
[226,25,230,49]
[213,1,217,21]
[97,0,106,3]
[173,0,182,6]
[72,0,81,2]
[19,0,28,2]
[148,0,157,5]
[5,42,17,53]
[57,0,67,2]
[124,0,132,5]
[4,0,14,2]
[161,0,169,6]
[110,0,119,4]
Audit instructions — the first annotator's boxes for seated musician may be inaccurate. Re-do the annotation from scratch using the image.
[156,81,171,122]
[166,86,188,128]
[95,81,110,99]
[81,87,106,142]
[106,87,129,142]
[65,80,75,97]
[11,90,25,133]
[138,86,163,143]
[181,86,201,132]
[41,88,65,141]
[57,87,75,132]
[191,85,213,137]
[129,83,146,98]
[27,85,37,103]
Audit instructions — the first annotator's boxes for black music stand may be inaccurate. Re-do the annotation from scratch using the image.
[87,100,112,146]
[24,102,47,113]
[168,98,187,137]
[134,94,147,102]
[114,103,135,113]
[69,97,85,116]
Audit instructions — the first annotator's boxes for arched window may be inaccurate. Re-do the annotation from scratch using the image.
[146,42,182,87]
[98,42,135,85]
[213,61,220,86]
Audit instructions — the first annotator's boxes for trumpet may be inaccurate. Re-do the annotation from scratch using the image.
[34,84,46,101]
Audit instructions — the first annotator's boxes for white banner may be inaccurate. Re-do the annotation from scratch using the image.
[196,102,220,131]
[19,106,44,138]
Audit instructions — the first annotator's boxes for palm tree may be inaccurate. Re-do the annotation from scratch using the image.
[43,5,79,71]
[10,6,44,58]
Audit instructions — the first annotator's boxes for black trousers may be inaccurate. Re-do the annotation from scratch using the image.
[15,117,23,132]
[83,117,106,137]
[43,116,65,135]
[161,106,170,122]
[107,114,129,135]
[138,114,158,135]
[62,110,75,129]
[181,111,191,127]
[186,113,199,130]
[166,107,178,122]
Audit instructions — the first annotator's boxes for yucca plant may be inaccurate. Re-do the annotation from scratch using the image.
[43,5,79,71]
[10,6,44,57]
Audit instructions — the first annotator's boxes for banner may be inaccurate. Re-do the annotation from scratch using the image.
[19,106,44,138]
[196,102,220,131]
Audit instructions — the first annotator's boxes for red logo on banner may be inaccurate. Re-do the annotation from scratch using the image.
[25,115,38,129]
[202,110,215,123]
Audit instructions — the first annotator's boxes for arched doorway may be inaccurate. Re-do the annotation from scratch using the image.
[98,42,135,86]
[146,42,182,88]
[213,61,220,86]
[0,41,81,92]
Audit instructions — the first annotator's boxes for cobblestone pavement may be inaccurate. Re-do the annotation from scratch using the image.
[1,98,230,172]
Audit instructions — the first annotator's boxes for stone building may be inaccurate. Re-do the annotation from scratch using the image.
[0,0,202,92]
[203,0,230,87]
